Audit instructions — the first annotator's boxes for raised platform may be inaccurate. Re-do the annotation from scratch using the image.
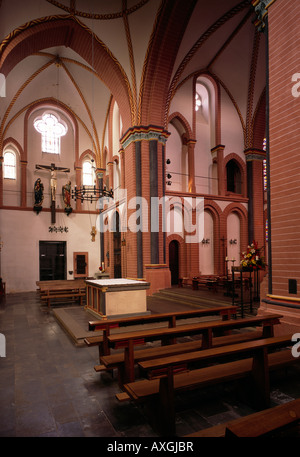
[52,286,235,346]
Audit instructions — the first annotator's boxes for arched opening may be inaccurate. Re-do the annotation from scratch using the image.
[226,160,241,194]
[169,240,179,285]
[227,211,241,263]
[200,210,214,275]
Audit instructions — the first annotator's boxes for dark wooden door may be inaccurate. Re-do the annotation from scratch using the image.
[39,241,66,281]
[169,240,179,285]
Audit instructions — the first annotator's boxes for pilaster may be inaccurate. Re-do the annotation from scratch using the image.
[244,148,266,249]
[211,144,225,196]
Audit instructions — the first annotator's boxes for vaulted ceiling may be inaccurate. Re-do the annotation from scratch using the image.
[0,0,265,162]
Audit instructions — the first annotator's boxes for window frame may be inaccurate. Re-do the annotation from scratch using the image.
[34,111,68,155]
[3,150,17,180]
[82,160,95,186]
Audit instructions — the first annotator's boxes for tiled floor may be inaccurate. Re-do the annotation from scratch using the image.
[0,290,299,438]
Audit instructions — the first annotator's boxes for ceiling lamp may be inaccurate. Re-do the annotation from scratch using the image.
[71,184,113,203]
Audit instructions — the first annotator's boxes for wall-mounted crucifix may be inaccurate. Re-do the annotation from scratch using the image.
[35,163,70,223]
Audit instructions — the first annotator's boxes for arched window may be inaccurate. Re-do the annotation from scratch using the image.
[3,151,16,179]
[82,160,94,186]
[226,160,241,194]
[195,92,202,111]
[34,111,67,154]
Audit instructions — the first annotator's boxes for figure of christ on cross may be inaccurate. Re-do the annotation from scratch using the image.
[35,163,70,223]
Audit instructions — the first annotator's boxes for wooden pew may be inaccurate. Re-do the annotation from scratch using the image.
[99,328,264,386]
[39,281,86,309]
[225,398,300,437]
[36,279,86,289]
[122,334,297,435]
[186,398,300,437]
[106,313,282,384]
[86,305,238,357]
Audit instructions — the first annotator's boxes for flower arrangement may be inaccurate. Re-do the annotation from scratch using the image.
[240,240,265,269]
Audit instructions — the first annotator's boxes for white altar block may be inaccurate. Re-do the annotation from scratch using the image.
[85,278,150,318]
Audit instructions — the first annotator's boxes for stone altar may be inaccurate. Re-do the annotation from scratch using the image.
[85,278,150,318]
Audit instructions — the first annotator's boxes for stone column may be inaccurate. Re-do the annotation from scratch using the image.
[211,145,225,196]
[244,149,266,248]
[187,139,196,193]
[120,125,171,291]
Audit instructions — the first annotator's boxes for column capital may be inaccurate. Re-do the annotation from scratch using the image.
[120,125,170,149]
[211,144,225,161]
[95,167,106,178]
[252,0,276,31]
[244,148,266,161]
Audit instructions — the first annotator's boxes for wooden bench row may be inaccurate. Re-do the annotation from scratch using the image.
[98,329,264,386]
[178,275,232,292]
[86,305,238,356]
[186,397,300,437]
[120,334,298,435]
[36,279,87,309]
[104,313,282,384]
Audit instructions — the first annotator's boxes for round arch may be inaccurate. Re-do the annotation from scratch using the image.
[223,202,248,255]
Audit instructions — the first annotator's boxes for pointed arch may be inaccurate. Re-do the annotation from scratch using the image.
[0,16,134,130]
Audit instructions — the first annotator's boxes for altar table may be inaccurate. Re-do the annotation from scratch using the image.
[85,278,150,318]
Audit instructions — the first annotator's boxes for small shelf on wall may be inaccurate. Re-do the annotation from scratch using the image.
[73,252,88,278]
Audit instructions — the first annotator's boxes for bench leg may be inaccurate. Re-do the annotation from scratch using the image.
[158,369,176,436]
[262,323,274,338]
[201,328,212,349]
[251,348,270,409]
[101,330,110,356]
[124,341,135,383]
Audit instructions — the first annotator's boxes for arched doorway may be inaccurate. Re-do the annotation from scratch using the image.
[169,240,179,285]
[226,160,242,194]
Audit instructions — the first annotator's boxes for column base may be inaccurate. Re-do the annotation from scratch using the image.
[145,264,171,296]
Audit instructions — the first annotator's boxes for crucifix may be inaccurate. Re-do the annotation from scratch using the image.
[36,163,70,223]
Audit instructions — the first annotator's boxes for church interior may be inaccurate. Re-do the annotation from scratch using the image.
[0,0,300,440]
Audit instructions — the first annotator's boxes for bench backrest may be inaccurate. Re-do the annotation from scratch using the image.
[107,313,283,345]
[225,398,300,437]
[88,306,238,331]
[39,281,86,291]
[37,279,86,287]
[138,334,294,373]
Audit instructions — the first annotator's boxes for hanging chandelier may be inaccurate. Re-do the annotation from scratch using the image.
[71,185,113,203]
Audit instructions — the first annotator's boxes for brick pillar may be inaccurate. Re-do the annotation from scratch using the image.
[253,0,300,333]
[245,149,266,248]
[107,161,114,192]
[119,148,125,190]
[120,126,171,292]
[211,145,225,196]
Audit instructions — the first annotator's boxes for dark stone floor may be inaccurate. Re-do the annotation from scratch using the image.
[0,290,299,440]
